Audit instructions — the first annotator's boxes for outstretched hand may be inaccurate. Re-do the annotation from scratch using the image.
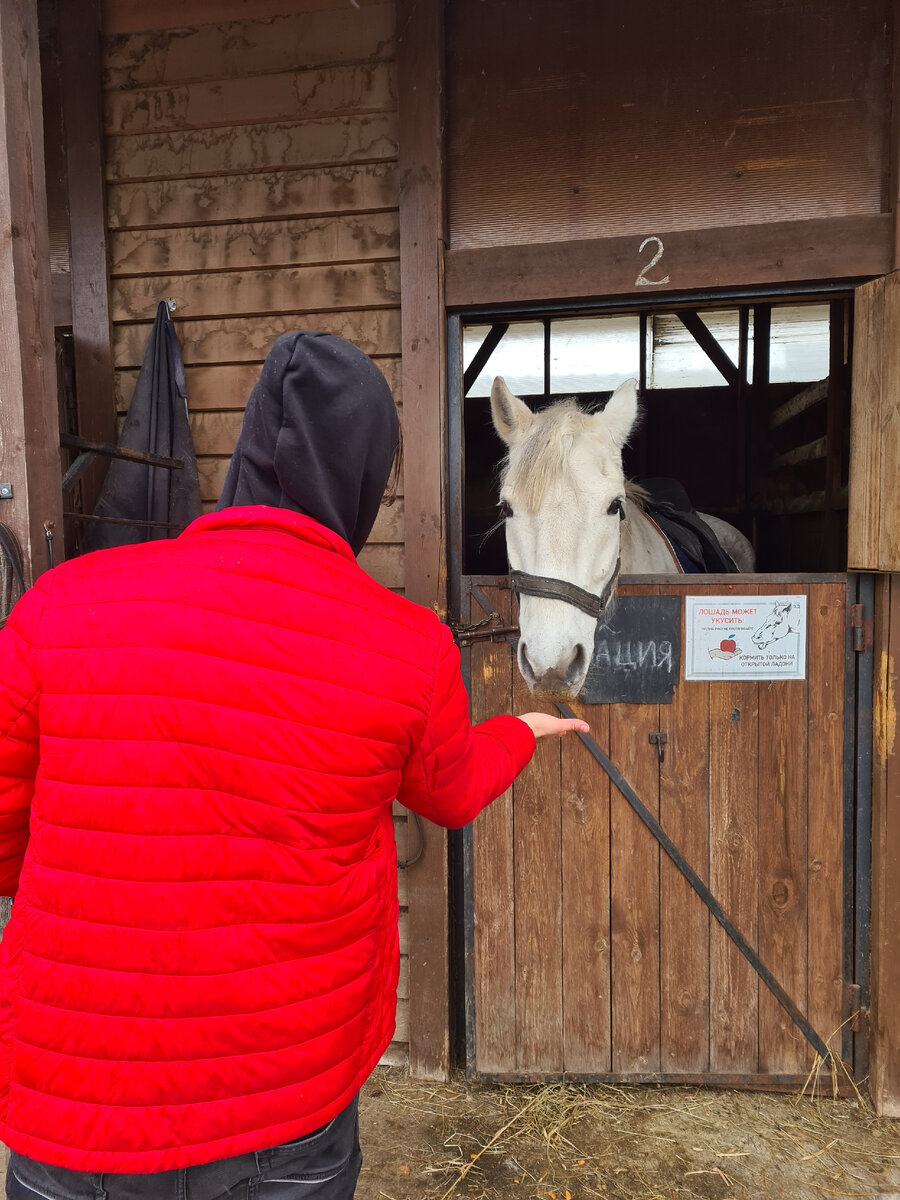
[518,712,590,741]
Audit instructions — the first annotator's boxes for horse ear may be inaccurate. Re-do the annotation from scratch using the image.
[490,377,534,446]
[598,378,640,449]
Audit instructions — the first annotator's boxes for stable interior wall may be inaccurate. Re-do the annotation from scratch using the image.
[101,0,409,1065]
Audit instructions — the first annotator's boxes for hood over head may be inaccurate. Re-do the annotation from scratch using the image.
[216,331,399,554]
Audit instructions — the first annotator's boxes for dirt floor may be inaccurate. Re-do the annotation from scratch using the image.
[357,1069,900,1200]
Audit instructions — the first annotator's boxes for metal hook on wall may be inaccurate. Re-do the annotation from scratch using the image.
[164,298,177,315]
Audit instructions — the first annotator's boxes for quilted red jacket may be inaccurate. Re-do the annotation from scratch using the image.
[0,506,534,1172]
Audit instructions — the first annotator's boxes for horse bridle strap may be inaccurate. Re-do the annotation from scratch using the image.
[510,558,620,620]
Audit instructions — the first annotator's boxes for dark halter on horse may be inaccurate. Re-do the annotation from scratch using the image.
[509,557,621,621]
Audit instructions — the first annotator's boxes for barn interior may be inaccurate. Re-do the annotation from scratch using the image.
[461,296,852,577]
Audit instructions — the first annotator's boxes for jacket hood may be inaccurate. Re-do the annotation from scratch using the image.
[216,332,399,554]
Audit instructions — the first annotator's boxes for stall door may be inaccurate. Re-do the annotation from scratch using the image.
[465,577,852,1085]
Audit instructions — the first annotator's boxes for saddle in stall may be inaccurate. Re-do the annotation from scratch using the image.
[637,477,741,574]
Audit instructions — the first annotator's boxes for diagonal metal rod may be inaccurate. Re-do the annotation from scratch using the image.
[674,310,740,387]
[557,702,833,1063]
[463,323,509,395]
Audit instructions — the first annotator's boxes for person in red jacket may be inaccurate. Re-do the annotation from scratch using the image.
[0,332,587,1200]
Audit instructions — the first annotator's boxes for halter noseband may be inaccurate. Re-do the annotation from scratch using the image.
[510,557,620,621]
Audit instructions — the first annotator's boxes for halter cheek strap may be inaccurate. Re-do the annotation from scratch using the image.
[510,556,620,621]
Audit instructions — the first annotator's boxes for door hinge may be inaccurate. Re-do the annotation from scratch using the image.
[850,604,873,652]
[842,981,863,1030]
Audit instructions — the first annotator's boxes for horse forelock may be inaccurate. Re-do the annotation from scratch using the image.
[501,400,618,512]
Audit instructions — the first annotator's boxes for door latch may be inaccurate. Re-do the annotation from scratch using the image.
[648,731,668,762]
[850,604,872,652]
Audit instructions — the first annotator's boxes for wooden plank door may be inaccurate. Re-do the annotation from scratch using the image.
[849,273,900,572]
[466,577,850,1085]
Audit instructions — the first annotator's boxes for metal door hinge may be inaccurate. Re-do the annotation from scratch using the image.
[850,604,872,652]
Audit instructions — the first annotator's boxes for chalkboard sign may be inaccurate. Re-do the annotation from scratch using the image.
[579,595,681,705]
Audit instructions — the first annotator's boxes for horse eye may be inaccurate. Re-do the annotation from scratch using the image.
[499,499,514,519]
[607,497,624,518]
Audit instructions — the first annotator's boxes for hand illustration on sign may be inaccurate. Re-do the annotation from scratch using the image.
[708,632,740,661]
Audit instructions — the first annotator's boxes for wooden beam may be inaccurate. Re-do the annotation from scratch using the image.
[0,0,63,582]
[769,379,829,429]
[752,487,848,516]
[397,0,450,1081]
[445,214,893,309]
[59,0,116,517]
[674,309,739,387]
[770,436,827,470]
[891,0,900,271]
[849,272,900,572]
[463,322,508,396]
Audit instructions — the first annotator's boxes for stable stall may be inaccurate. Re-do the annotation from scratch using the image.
[0,0,897,1111]
[431,0,900,1107]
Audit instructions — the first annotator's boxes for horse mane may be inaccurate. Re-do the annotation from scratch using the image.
[625,480,649,509]
[502,400,609,511]
[501,398,646,513]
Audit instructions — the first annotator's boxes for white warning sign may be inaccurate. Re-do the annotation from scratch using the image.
[684,595,807,681]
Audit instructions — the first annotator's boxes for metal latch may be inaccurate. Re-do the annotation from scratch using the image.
[648,731,668,762]
[842,981,862,1032]
[850,604,872,652]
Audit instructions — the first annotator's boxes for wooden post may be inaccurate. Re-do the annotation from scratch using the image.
[59,0,116,516]
[0,0,63,582]
[397,0,450,1079]
[870,573,900,1115]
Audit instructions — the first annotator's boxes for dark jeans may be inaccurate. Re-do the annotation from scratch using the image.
[6,1097,361,1200]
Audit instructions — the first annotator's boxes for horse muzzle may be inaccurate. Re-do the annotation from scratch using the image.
[518,639,590,700]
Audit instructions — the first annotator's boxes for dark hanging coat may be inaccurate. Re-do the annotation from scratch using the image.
[80,302,201,552]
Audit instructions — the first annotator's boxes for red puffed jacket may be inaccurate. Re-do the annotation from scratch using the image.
[0,506,534,1172]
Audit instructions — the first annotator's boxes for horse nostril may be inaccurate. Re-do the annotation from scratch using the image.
[564,643,588,687]
[518,642,537,687]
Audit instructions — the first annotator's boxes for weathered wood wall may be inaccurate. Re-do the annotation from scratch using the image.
[102,0,408,1064]
[102,0,402,583]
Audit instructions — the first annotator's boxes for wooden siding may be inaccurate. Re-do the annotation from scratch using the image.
[102,0,407,1064]
[103,0,388,37]
[102,0,402,587]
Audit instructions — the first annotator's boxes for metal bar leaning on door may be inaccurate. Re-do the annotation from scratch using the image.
[556,703,834,1065]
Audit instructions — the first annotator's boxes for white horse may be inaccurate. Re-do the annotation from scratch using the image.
[490,376,755,698]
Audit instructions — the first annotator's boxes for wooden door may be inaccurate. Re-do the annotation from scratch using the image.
[465,575,851,1086]
[849,273,900,573]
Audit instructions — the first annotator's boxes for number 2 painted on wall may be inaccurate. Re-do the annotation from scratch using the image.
[635,236,670,287]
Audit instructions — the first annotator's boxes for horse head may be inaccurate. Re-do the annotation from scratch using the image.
[751,602,796,649]
[490,376,639,698]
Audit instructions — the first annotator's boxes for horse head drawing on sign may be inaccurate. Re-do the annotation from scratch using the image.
[490,376,754,698]
[751,601,801,650]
